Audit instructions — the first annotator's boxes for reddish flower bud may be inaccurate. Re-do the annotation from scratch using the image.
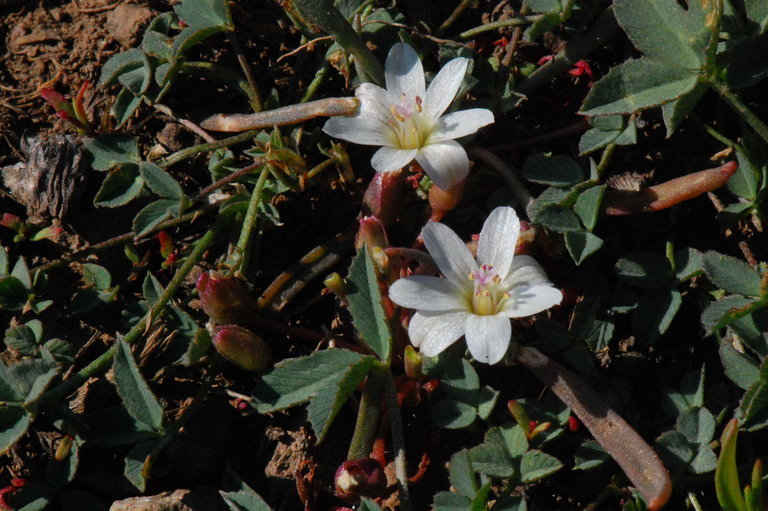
[568,415,580,432]
[334,458,387,503]
[0,213,22,231]
[196,271,257,325]
[212,325,271,372]
[356,216,389,252]
[428,178,466,222]
[363,170,404,227]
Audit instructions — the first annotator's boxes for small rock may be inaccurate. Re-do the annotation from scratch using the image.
[106,4,154,48]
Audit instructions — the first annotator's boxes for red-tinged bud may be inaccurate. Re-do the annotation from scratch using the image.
[0,214,22,231]
[31,225,62,241]
[529,420,538,430]
[363,170,403,227]
[10,479,27,488]
[568,415,580,432]
[330,507,354,511]
[158,230,174,258]
[212,325,271,372]
[356,216,389,252]
[196,271,257,325]
[404,345,423,380]
[428,178,466,222]
[537,55,554,66]
[529,421,552,439]
[334,458,387,503]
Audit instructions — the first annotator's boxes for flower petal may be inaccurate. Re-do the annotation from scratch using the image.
[503,284,562,318]
[408,310,468,356]
[385,43,425,101]
[371,146,418,172]
[323,116,391,146]
[477,207,520,278]
[388,276,467,311]
[356,83,395,125]
[465,314,511,364]
[422,221,477,290]
[422,57,468,123]
[430,109,495,143]
[504,255,553,288]
[415,140,469,189]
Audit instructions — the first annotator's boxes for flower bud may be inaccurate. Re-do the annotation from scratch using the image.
[356,216,389,252]
[403,345,422,380]
[428,178,465,221]
[212,325,271,372]
[334,458,387,503]
[363,170,403,227]
[196,271,256,325]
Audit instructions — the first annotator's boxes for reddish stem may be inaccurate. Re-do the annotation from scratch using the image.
[604,161,737,215]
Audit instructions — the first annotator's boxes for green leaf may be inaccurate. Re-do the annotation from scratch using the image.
[94,164,145,207]
[574,185,605,231]
[448,449,478,499]
[573,440,609,471]
[719,341,760,390]
[701,295,759,334]
[677,407,716,446]
[615,251,673,289]
[172,0,233,56]
[580,58,699,116]
[253,349,374,410]
[432,399,477,429]
[346,248,392,362]
[11,257,31,287]
[433,492,473,511]
[613,0,710,67]
[124,438,165,492]
[83,134,140,171]
[81,263,112,290]
[728,149,760,200]
[674,248,704,282]
[521,154,585,188]
[112,88,142,128]
[468,442,517,478]
[715,419,747,511]
[0,275,28,310]
[133,199,180,237]
[564,231,603,265]
[662,81,708,137]
[4,323,41,356]
[99,48,145,86]
[46,438,80,488]
[112,338,165,429]
[493,495,528,511]
[632,288,682,345]
[689,445,717,474]
[532,206,582,233]
[358,498,381,511]
[0,406,31,455]
[655,430,695,473]
[305,359,376,441]
[139,162,183,199]
[118,64,151,96]
[738,362,768,427]
[220,468,272,511]
[579,127,621,155]
[703,251,762,297]
[520,449,563,483]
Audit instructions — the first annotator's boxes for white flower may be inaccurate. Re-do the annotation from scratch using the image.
[323,43,494,190]
[388,207,562,364]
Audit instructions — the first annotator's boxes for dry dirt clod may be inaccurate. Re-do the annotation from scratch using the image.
[108,487,229,511]
[105,3,155,47]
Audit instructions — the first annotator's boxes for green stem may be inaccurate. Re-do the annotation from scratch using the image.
[235,166,271,275]
[39,220,224,406]
[516,9,620,96]
[305,157,336,180]
[347,363,386,460]
[595,142,616,178]
[709,80,768,146]
[301,61,330,103]
[459,15,542,39]
[384,369,411,511]
[157,130,260,167]
[287,0,384,85]
[438,0,474,36]
[227,31,263,112]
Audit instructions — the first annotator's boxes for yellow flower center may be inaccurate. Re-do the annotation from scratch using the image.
[469,264,510,316]
[388,94,431,149]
